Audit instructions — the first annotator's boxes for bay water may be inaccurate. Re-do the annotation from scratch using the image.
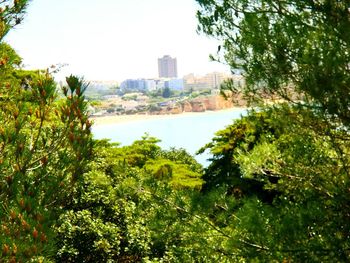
[92,108,246,166]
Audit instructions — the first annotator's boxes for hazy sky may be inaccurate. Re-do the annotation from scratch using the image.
[5,0,229,82]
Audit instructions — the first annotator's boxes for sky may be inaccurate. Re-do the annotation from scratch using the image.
[5,0,229,82]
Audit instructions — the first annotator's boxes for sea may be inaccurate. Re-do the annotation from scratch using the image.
[92,108,247,167]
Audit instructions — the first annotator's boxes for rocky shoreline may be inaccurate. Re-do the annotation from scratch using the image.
[149,94,246,115]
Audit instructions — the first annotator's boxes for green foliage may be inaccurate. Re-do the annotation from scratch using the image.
[198,105,350,261]
[198,108,279,198]
[0,42,21,69]
[160,147,202,173]
[161,87,171,98]
[121,94,137,101]
[195,1,350,261]
[0,2,93,261]
[55,139,212,262]
[144,159,203,189]
[0,71,93,261]
[0,0,28,41]
[102,134,204,189]
[56,210,121,262]
[197,0,350,125]
[113,134,162,167]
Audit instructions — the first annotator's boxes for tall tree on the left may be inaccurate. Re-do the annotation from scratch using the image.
[0,1,93,261]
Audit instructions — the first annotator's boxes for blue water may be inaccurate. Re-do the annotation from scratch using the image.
[92,109,246,166]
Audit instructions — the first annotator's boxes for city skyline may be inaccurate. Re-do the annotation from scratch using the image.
[5,0,230,82]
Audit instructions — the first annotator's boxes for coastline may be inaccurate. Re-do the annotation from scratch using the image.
[90,107,246,126]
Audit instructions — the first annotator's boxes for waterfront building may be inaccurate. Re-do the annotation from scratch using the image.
[165,78,184,90]
[183,72,243,91]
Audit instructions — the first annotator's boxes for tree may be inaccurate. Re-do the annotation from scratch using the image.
[55,139,208,262]
[0,0,28,42]
[0,71,93,261]
[196,0,350,125]
[0,1,93,261]
[162,86,172,98]
[196,0,350,261]
[198,109,280,201]
[195,103,350,261]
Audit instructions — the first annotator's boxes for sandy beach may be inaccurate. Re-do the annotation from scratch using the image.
[90,107,246,126]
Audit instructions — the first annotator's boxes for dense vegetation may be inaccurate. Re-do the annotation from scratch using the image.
[195,0,350,261]
[0,0,349,262]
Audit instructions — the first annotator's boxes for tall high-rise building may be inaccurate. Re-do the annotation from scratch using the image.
[158,55,178,78]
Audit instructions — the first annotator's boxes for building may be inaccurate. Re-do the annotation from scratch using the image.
[120,79,158,92]
[144,79,157,91]
[120,79,147,92]
[183,72,242,91]
[165,78,184,90]
[154,79,165,90]
[158,55,178,78]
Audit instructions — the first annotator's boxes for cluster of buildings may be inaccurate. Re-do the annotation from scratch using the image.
[120,78,184,93]
[183,72,243,91]
[119,55,243,93]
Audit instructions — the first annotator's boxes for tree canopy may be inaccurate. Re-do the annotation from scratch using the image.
[196,0,350,125]
[0,1,93,261]
[194,0,350,261]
